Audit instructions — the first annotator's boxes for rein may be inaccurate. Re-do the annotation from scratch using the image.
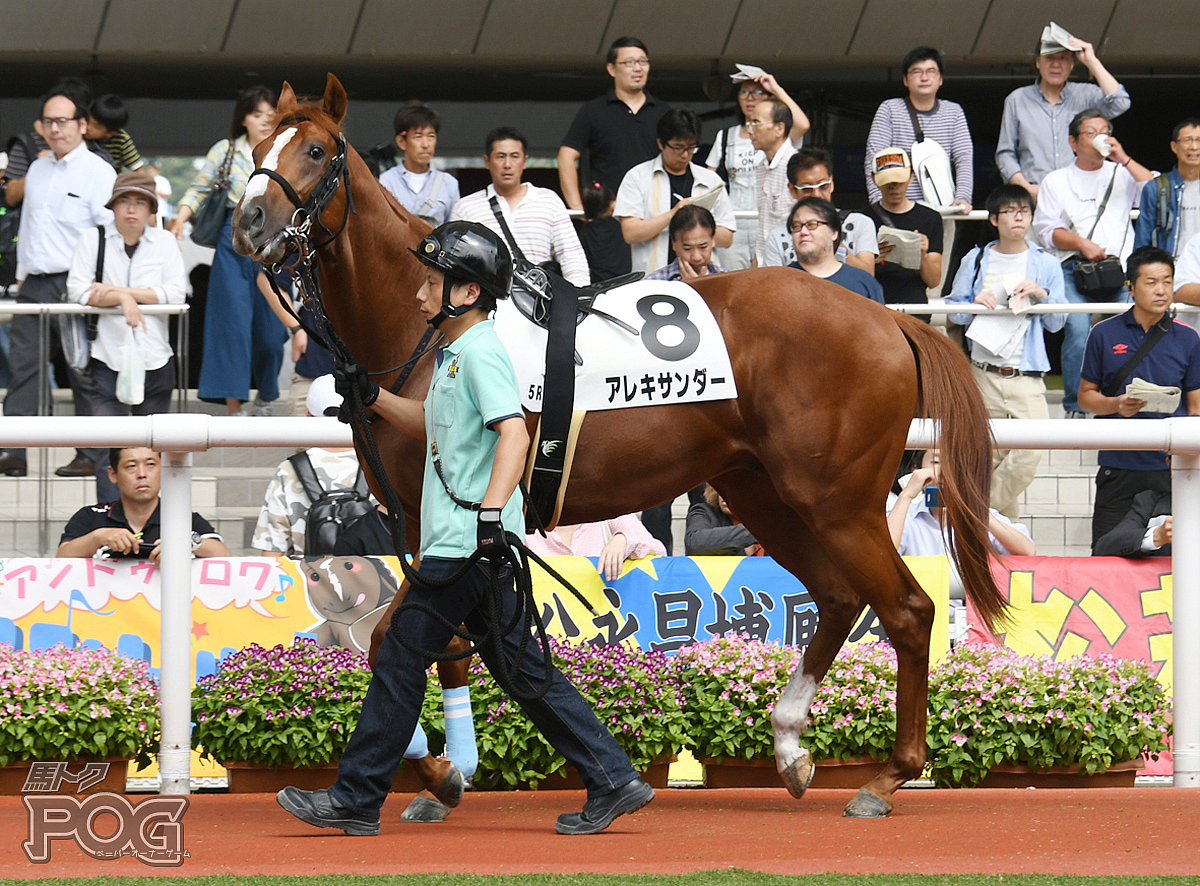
[248,119,595,701]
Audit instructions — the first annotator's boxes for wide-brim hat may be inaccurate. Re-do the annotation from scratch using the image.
[105,170,159,213]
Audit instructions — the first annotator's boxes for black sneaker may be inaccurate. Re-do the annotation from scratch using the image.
[554,777,654,835]
[277,786,380,836]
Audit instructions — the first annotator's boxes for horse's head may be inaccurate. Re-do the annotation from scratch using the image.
[231,73,350,264]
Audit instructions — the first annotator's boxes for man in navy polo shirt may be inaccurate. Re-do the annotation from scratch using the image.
[1079,246,1200,550]
[557,37,670,211]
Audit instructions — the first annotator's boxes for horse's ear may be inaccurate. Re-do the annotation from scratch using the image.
[277,81,298,118]
[323,73,347,126]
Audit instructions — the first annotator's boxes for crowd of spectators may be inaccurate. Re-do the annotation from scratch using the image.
[2,23,1198,561]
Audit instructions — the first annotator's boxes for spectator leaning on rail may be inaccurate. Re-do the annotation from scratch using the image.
[0,79,116,481]
[786,197,884,304]
[451,126,589,286]
[995,29,1130,203]
[865,148,943,316]
[1079,246,1200,551]
[1032,108,1154,419]
[1133,117,1200,260]
[946,184,1067,521]
[58,447,230,563]
[558,37,670,212]
[759,147,878,275]
[616,109,736,275]
[66,171,187,503]
[379,101,460,228]
[864,45,972,213]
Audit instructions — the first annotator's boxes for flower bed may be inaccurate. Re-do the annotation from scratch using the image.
[926,643,1171,787]
[420,636,689,790]
[0,644,158,768]
[192,642,370,768]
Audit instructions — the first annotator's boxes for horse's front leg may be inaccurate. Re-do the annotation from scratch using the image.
[772,593,860,799]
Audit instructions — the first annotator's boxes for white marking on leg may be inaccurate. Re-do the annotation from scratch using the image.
[773,666,818,768]
[242,127,297,202]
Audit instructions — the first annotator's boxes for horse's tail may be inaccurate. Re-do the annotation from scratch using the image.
[893,311,1008,634]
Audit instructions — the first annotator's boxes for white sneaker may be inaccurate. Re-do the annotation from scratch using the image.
[249,397,274,417]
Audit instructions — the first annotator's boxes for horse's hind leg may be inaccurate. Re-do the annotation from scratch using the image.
[714,473,865,800]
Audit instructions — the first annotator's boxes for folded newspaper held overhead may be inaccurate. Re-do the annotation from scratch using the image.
[730,63,768,82]
[1040,22,1078,56]
[1126,377,1182,415]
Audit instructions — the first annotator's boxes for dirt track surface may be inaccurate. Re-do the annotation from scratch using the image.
[1,787,1197,878]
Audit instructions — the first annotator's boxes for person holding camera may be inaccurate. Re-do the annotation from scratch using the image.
[1032,108,1153,418]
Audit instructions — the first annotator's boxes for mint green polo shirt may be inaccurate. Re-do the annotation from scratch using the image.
[420,320,525,559]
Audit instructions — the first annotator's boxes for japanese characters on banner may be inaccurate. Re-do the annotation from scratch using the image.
[0,555,952,671]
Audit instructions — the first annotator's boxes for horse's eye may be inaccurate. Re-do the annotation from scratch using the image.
[308,144,325,161]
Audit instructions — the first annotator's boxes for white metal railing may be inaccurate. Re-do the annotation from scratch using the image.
[0,414,1194,794]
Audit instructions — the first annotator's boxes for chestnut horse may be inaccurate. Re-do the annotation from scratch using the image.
[231,74,1005,818]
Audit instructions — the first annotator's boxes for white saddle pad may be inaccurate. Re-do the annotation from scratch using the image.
[492,279,737,414]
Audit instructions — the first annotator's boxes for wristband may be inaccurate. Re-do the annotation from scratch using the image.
[478,508,502,523]
[1122,158,1131,167]
[287,326,301,338]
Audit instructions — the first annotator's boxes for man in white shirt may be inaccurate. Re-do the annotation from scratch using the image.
[615,109,735,275]
[378,101,460,227]
[0,81,116,479]
[746,96,797,266]
[1032,108,1154,417]
[451,126,589,286]
[66,171,186,501]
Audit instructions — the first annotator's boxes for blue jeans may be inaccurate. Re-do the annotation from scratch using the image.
[1060,261,1130,413]
[328,557,637,816]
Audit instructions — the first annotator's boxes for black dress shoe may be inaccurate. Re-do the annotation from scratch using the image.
[0,452,26,477]
[277,786,380,836]
[55,453,95,477]
[555,777,654,835]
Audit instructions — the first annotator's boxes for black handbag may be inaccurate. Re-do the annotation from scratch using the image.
[189,142,236,248]
[1071,166,1125,295]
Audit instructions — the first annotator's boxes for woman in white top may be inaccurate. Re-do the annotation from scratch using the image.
[524,514,665,582]
[705,72,809,270]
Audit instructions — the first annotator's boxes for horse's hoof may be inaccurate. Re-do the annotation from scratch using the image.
[778,749,815,799]
[400,795,452,823]
[842,789,893,818]
[431,762,465,809]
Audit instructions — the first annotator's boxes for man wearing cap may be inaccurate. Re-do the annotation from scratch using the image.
[252,374,369,558]
[67,171,186,501]
[0,80,116,479]
[996,29,1130,203]
[866,148,943,315]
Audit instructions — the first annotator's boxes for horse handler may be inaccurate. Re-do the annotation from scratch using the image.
[276,221,654,836]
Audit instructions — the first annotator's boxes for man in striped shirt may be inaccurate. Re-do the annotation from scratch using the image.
[865,45,973,213]
[450,126,590,286]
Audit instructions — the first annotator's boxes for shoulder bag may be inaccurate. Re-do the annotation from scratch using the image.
[1072,165,1125,295]
[189,141,237,248]
[905,98,956,208]
[59,225,105,372]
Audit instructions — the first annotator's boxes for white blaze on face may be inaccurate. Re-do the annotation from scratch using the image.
[242,126,297,202]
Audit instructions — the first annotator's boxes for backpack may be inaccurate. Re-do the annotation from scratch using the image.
[0,134,36,290]
[287,452,374,556]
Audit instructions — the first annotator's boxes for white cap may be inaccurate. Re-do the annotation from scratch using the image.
[306,374,342,417]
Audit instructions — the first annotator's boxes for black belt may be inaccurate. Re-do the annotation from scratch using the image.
[971,359,1044,379]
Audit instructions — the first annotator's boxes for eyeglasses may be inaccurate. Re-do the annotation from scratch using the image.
[790,219,829,233]
[615,58,650,69]
[1078,128,1111,139]
[663,142,698,155]
[997,207,1030,218]
[1176,137,1200,146]
[744,120,778,129]
[739,88,767,99]
[40,116,78,130]
[793,179,833,193]
[906,66,941,79]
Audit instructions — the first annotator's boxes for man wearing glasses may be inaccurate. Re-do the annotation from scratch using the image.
[760,147,878,274]
[1032,109,1153,418]
[614,109,735,276]
[946,184,1067,519]
[786,197,883,304]
[558,37,670,212]
[0,80,116,479]
[865,46,973,213]
[1134,118,1200,260]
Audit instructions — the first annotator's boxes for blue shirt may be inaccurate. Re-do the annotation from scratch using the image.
[945,242,1067,372]
[379,166,460,227]
[420,320,525,558]
[789,261,885,304]
[1081,310,1200,471]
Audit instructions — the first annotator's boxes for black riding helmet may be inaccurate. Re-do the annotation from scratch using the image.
[410,221,513,328]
